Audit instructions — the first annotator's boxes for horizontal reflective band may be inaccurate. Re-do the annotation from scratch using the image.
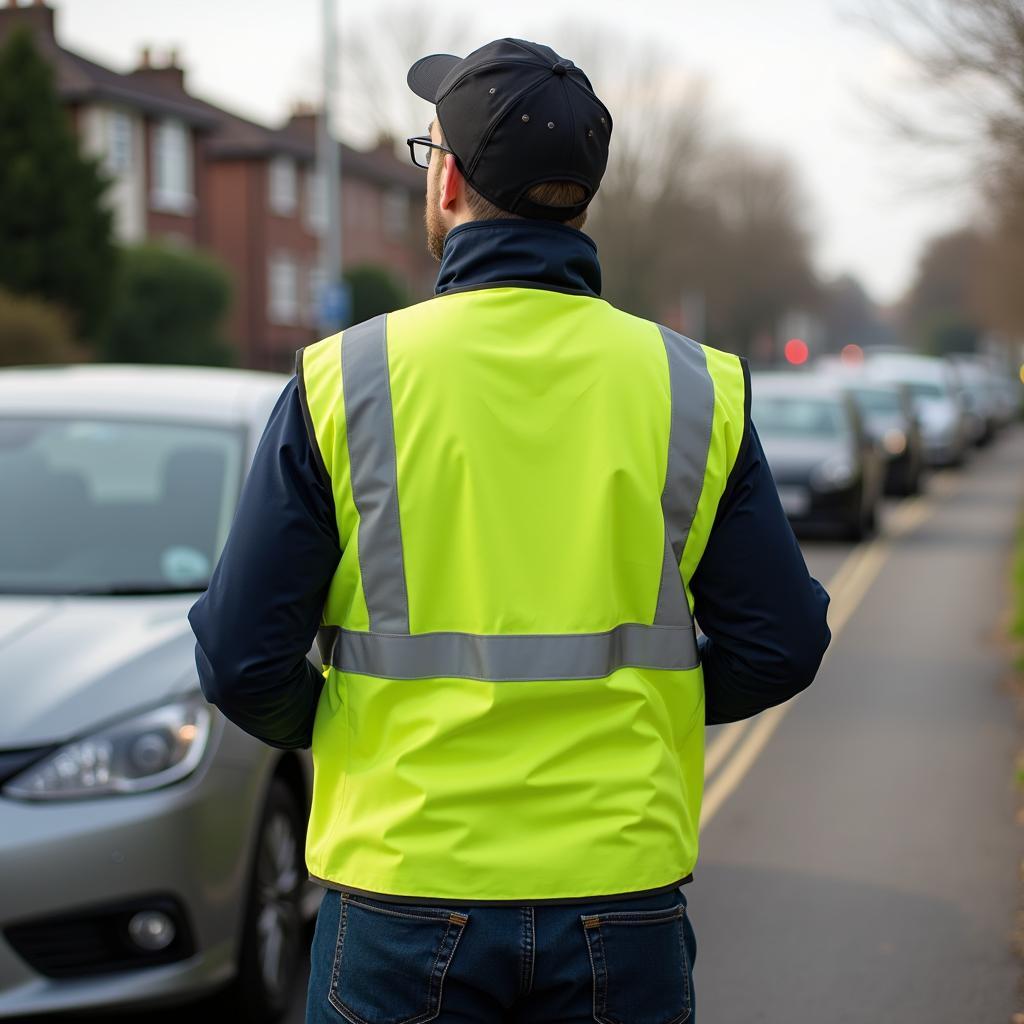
[324,623,700,681]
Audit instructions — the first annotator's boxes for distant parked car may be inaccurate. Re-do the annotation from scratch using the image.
[752,373,885,540]
[947,353,1004,445]
[864,352,969,467]
[0,366,317,1023]
[842,381,925,496]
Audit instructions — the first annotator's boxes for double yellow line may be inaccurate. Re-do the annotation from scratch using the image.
[699,474,956,829]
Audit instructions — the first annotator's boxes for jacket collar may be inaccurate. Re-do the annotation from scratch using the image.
[434,219,602,299]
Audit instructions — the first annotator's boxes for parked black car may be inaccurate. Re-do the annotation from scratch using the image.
[842,381,924,496]
[752,373,885,540]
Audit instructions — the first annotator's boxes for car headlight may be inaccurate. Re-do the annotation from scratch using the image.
[811,456,856,491]
[882,428,907,456]
[3,696,212,801]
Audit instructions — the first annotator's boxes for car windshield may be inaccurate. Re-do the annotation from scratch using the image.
[0,417,244,595]
[850,388,902,415]
[751,395,847,438]
[904,380,946,402]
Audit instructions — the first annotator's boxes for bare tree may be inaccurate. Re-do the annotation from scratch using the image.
[697,145,820,356]
[574,32,715,319]
[865,0,1024,340]
[863,0,1024,158]
[337,7,475,149]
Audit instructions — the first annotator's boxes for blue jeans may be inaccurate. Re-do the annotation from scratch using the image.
[306,886,696,1024]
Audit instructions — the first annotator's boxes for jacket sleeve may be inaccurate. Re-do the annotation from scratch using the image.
[691,424,831,725]
[187,376,341,749]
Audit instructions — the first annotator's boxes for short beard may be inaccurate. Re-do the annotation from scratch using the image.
[424,161,447,262]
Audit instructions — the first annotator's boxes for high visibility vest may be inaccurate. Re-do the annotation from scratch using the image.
[297,286,748,902]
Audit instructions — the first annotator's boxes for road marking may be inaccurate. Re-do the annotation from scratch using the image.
[701,703,789,824]
[700,489,942,829]
[704,720,749,779]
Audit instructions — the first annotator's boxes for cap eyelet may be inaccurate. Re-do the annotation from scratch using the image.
[489,87,496,94]
[587,129,594,137]
[547,121,555,129]
[521,114,530,123]
[600,117,606,124]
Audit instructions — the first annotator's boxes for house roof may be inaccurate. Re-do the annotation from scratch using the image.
[0,5,220,126]
[0,1,425,192]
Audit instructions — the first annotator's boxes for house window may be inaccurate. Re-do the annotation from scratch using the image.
[106,110,133,175]
[151,118,193,213]
[304,166,327,234]
[268,252,300,325]
[382,187,409,240]
[269,155,298,216]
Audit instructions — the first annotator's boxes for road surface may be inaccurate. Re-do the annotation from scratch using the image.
[17,427,1023,1024]
[690,427,1024,1022]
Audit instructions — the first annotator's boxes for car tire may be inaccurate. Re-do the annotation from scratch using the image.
[846,489,873,541]
[221,777,307,1024]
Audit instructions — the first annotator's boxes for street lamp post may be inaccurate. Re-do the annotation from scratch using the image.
[317,0,346,333]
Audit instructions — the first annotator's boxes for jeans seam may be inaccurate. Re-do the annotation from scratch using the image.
[582,917,602,1024]
[527,906,536,995]
[430,916,468,1022]
[519,906,535,996]
[678,905,692,1023]
[327,895,350,1020]
[342,897,463,923]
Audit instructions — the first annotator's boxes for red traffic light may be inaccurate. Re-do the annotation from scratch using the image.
[784,338,809,366]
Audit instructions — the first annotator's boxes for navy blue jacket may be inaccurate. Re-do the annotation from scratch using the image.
[189,220,831,749]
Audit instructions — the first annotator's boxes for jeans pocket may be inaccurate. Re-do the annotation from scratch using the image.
[581,902,691,1024]
[328,896,468,1024]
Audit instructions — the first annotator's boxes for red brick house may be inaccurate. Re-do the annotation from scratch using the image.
[0,0,436,370]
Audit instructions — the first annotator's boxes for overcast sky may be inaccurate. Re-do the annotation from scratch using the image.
[56,0,975,305]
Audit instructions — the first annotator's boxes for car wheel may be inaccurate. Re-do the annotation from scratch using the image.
[846,489,872,541]
[864,499,878,535]
[225,778,306,1024]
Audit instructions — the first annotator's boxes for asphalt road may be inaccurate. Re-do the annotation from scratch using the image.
[16,427,1024,1024]
[690,427,1024,1022]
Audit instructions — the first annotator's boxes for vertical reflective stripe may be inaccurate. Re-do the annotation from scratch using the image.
[654,529,689,627]
[342,314,410,632]
[654,326,715,626]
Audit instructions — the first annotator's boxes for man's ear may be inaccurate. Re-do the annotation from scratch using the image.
[439,153,462,211]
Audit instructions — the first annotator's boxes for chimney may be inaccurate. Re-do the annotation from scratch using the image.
[0,0,56,42]
[286,101,319,142]
[132,46,185,91]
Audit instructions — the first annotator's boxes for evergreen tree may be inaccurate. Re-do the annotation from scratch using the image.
[103,244,235,367]
[0,27,116,341]
[343,264,410,325]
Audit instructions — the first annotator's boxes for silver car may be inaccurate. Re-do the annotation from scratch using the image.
[0,365,317,1021]
[864,352,969,467]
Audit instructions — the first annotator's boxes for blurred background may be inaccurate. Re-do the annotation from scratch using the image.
[1,1,1024,1022]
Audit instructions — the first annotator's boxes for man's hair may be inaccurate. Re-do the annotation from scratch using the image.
[464,180,589,230]
[437,126,588,229]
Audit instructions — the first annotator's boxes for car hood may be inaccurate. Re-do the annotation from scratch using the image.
[0,594,199,747]
[758,435,847,474]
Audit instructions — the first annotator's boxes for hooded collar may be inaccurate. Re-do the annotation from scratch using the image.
[434,219,603,299]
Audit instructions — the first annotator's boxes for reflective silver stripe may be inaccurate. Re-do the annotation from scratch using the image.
[653,327,715,626]
[342,314,409,632]
[324,624,700,681]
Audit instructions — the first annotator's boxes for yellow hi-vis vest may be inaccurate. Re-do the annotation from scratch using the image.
[297,285,748,902]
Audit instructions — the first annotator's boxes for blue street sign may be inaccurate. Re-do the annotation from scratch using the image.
[319,280,351,330]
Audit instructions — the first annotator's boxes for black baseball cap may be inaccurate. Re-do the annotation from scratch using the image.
[407,38,612,221]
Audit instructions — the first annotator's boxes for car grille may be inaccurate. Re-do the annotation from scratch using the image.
[5,896,195,978]
[0,747,54,787]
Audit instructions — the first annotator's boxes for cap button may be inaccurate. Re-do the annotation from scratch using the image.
[552,62,568,76]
